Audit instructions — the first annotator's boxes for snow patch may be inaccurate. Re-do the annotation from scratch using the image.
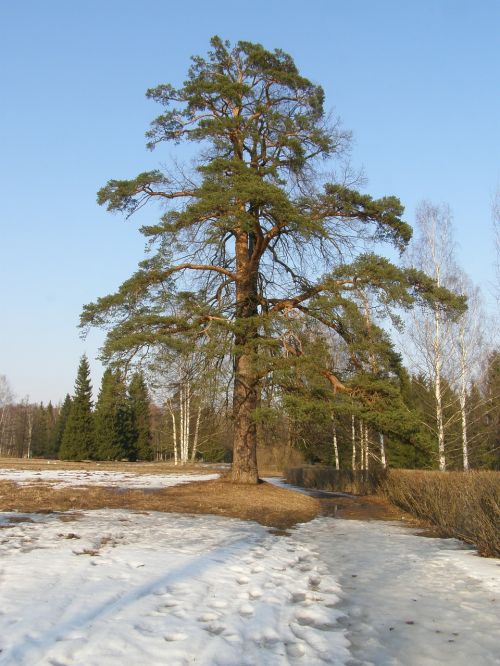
[0,468,219,489]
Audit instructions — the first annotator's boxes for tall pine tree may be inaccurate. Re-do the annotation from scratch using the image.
[81,37,463,482]
[59,356,95,460]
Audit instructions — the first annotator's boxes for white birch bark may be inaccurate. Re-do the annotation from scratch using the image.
[458,324,469,470]
[433,307,446,471]
[191,402,202,462]
[25,404,33,460]
[359,420,364,471]
[351,414,356,470]
[449,274,486,471]
[403,201,457,471]
[332,417,339,470]
[186,380,191,462]
[379,432,387,469]
[364,423,369,471]
[167,400,178,465]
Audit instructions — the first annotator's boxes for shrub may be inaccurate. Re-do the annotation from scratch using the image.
[380,470,500,557]
[285,466,387,495]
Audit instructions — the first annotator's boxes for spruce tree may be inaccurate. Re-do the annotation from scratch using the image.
[59,356,95,460]
[129,371,153,461]
[51,394,72,458]
[95,369,136,460]
[44,402,57,458]
[30,403,48,458]
[81,37,464,482]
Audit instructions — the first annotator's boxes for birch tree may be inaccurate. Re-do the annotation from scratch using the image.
[405,202,459,470]
[449,274,488,469]
[0,375,13,456]
[493,187,500,316]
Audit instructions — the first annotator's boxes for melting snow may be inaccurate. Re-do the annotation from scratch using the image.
[0,471,498,665]
[0,468,219,489]
[0,510,349,665]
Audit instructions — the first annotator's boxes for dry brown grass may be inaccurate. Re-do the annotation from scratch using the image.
[0,459,319,530]
[0,457,214,475]
[381,470,500,557]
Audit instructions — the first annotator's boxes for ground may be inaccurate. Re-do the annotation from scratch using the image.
[0,460,498,665]
[0,459,318,529]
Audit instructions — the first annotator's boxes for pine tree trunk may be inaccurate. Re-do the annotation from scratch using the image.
[232,348,258,483]
[231,231,259,484]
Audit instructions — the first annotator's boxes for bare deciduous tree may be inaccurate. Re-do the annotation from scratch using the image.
[405,201,458,471]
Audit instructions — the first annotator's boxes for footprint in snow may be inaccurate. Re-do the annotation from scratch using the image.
[210,599,228,609]
[295,609,337,631]
[198,611,220,622]
[239,604,254,617]
[286,642,306,657]
[251,628,281,647]
[204,623,225,636]
[164,631,188,642]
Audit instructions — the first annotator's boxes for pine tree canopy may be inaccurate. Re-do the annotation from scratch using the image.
[81,37,463,482]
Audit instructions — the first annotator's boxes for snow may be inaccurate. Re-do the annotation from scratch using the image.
[0,510,349,666]
[0,471,498,665]
[0,468,219,489]
[306,518,500,666]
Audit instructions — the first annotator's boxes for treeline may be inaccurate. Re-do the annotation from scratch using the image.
[1,345,498,469]
[282,350,500,471]
[0,359,153,461]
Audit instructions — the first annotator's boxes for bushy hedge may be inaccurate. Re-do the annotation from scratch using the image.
[381,470,500,557]
[284,466,500,557]
[285,466,387,495]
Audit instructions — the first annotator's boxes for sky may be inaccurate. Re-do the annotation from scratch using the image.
[1,0,499,404]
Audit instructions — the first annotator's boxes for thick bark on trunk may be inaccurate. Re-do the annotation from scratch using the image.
[231,231,259,484]
[232,350,258,483]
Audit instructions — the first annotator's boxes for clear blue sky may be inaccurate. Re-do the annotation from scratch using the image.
[1,0,499,404]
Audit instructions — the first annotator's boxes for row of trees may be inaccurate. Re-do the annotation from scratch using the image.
[0,362,152,461]
[57,357,152,461]
[401,201,499,471]
[1,339,498,469]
